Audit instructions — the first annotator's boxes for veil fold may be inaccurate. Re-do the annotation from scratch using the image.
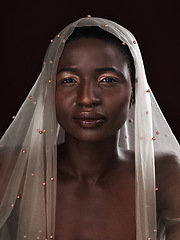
[0,17,179,240]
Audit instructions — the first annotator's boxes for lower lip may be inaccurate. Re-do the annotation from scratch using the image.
[73,118,106,128]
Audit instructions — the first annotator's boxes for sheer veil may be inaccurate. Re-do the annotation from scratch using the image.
[0,17,179,240]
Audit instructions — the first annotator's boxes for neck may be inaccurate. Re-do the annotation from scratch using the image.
[59,133,120,181]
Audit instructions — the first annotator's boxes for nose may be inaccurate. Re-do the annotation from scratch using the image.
[76,81,102,107]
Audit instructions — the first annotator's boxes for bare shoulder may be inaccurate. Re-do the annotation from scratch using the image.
[0,146,22,197]
[108,148,135,184]
[155,151,180,167]
[155,152,180,195]
[118,148,135,165]
[155,152,180,239]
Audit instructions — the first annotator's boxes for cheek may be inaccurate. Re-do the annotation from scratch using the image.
[55,89,77,127]
[106,90,131,124]
[109,88,131,108]
[55,91,69,124]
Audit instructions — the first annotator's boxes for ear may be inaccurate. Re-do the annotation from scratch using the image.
[129,88,135,109]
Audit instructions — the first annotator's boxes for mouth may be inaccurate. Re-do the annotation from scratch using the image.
[73,112,107,128]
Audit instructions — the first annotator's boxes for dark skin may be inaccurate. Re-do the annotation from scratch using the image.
[55,38,180,240]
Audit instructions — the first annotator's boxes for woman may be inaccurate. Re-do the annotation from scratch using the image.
[0,16,179,240]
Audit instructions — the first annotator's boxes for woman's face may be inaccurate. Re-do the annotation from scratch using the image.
[55,38,132,142]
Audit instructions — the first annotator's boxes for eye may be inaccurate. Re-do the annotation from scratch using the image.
[62,78,78,83]
[98,77,119,84]
[57,77,79,86]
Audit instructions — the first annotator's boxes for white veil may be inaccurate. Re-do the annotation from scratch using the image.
[0,17,179,240]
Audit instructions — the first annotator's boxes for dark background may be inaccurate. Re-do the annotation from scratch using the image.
[1,0,179,141]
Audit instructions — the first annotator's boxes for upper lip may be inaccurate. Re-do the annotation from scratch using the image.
[73,112,106,120]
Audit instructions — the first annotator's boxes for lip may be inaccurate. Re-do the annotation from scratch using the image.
[73,112,106,128]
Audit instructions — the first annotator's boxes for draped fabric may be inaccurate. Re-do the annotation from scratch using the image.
[0,17,179,240]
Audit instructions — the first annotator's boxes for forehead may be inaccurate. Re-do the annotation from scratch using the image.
[58,37,127,69]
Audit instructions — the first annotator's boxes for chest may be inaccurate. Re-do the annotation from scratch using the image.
[55,174,135,240]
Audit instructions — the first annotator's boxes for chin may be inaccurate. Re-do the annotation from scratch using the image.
[65,127,119,143]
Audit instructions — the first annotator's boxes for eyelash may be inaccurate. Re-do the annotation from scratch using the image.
[56,76,120,86]
[61,78,78,83]
[98,77,119,84]
[57,77,79,85]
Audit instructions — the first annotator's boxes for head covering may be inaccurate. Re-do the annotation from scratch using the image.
[0,16,179,240]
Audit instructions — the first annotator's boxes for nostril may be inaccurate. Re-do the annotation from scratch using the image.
[76,98,101,107]
[76,86,101,107]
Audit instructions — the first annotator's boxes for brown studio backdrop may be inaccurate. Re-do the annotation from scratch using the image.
[1,0,179,141]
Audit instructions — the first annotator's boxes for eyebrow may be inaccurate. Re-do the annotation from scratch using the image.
[95,67,124,76]
[57,67,124,77]
[57,68,79,75]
